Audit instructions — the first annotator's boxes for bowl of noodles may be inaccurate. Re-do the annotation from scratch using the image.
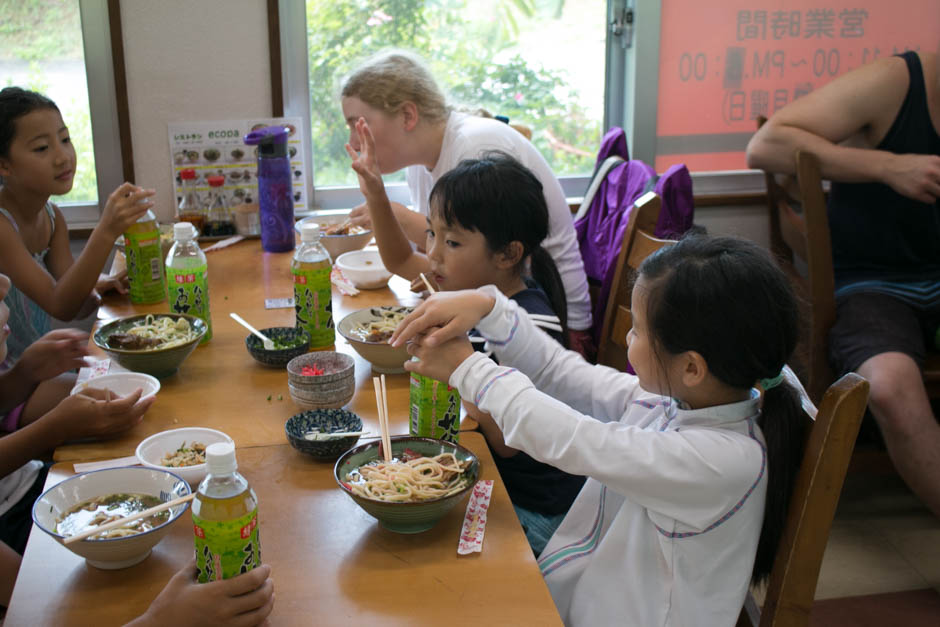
[334,436,479,534]
[31,466,191,569]
[93,313,208,378]
[337,306,412,374]
[136,427,235,486]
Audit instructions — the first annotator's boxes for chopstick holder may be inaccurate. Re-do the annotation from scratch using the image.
[458,480,494,555]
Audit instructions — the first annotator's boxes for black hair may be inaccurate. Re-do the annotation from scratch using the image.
[429,151,568,344]
[0,87,60,158]
[638,234,807,585]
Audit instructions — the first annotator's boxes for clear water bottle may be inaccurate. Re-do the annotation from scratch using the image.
[291,222,334,349]
[192,442,260,583]
[166,222,212,343]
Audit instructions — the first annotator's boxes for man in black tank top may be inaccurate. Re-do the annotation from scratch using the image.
[746,47,940,519]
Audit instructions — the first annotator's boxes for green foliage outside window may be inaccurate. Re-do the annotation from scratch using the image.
[306,0,601,187]
[0,0,98,205]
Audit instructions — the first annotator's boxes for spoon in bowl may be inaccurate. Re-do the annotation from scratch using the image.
[229,313,274,350]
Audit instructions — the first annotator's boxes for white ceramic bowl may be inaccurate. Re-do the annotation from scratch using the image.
[295,212,372,261]
[71,372,161,401]
[336,306,412,374]
[31,466,191,570]
[335,249,391,289]
[136,427,234,486]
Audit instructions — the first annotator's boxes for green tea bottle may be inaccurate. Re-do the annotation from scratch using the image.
[409,359,461,443]
[165,222,212,343]
[123,209,166,304]
[192,442,260,583]
[291,222,334,349]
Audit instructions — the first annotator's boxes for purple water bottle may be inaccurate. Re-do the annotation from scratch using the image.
[244,125,294,252]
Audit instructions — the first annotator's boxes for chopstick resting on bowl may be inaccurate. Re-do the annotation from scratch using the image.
[63,493,195,544]
[303,430,371,441]
[373,375,392,462]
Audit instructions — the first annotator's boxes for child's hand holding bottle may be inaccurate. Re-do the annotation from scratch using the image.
[97,182,156,240]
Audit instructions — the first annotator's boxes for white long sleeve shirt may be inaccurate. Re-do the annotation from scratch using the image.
[450,287,766,627]
[406,112,592,330]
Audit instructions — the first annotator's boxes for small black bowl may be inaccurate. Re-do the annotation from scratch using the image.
[245,327,310,368]
[285,409,363,459]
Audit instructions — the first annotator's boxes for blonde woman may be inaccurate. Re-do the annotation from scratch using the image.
[340,50,594,354]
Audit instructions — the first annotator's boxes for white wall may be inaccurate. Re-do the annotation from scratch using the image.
[121,0,272,223]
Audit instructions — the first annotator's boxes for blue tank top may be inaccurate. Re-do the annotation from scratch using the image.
[828,52,940,286]
[0,203,56,364]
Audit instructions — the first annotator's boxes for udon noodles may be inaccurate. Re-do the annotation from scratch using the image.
[56,493,169,540]
[107,315,197,350]
[352,307,409,343]
[161,441,207,467]
[344,451,472,502]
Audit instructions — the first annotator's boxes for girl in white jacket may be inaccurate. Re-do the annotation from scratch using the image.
[390,235,808,627]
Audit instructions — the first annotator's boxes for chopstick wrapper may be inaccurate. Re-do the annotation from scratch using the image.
[458,480,494,555]
[331,267,359,296]
[73,358,112,391]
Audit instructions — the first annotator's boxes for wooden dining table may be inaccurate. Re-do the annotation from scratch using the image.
[4,237,563,626]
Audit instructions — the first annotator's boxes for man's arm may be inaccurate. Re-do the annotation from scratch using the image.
[746,54,940,203]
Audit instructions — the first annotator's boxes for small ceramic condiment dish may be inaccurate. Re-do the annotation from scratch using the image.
[285,408,363,460]
[286,352,355,409]
[245,327,311,368]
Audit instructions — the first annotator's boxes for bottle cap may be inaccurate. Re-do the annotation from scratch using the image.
[173,221,197,240]
[300,222,320,242]
[205,442,238,475]
[207,175,225,187]
[180,169,196,180]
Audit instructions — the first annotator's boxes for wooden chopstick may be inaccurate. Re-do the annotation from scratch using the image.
[63,492,195,544]
[373,376,391,462]
[419,272,436,294]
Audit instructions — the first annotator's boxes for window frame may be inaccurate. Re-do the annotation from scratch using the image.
[276,0,629,213]
[53,0,127,229]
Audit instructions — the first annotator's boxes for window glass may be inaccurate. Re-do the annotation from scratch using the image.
[0,0,97,205]
[306,0,606,188]
[655,0,938,173]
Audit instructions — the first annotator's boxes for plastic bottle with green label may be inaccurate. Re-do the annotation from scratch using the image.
[165,222,212,343]
[124,209,166,304]
[409,359,461,443]
[192,442,261,583]
[292,222,334,349]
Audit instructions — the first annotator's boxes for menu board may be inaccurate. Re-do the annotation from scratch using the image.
[167,117,309,214]
[655,0,938,172]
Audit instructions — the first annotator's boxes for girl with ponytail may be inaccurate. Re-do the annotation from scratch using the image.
[388,234,809,626]
[348,119,584,555]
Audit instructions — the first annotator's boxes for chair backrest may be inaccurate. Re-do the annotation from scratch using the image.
[738,372,870,627]
[595,191,676,370]
[758,117,836,404]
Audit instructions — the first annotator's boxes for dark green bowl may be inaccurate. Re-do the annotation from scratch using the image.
[285,408,362,459]
[245,327,311,368]
[93,314,207,378]
[334,436,479,534]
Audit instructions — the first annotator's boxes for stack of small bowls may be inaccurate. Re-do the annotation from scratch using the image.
[286,352,355,410]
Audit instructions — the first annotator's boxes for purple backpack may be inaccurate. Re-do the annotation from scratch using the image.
[574,127,695,344]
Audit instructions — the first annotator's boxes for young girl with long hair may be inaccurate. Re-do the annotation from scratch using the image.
[348,119,586,553]
[0,86,155,364]
[390,235,808,626]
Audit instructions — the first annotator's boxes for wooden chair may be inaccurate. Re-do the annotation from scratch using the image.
[737,372,870,627]
[759,146,836,404]
[595,191,676,370]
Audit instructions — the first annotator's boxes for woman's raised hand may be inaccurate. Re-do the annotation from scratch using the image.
[345,117,386,201]
[390,289,496,348]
